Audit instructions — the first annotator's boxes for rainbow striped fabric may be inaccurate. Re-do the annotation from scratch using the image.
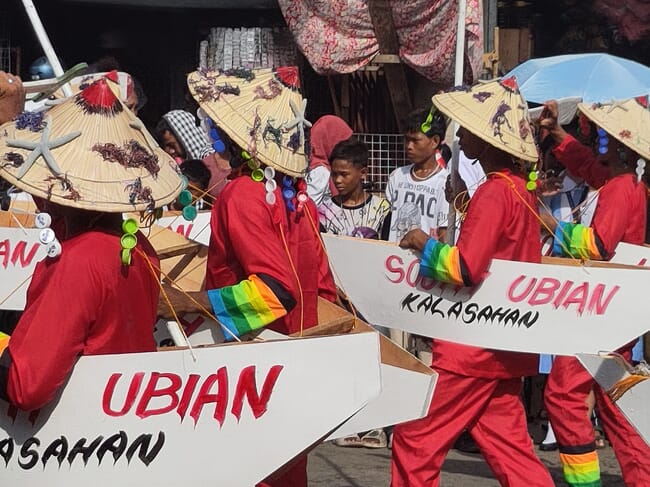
[559,450,601,487]
[420,238,464,286]
[553,222,603,260]
[0,332,9,356]
[207,274,289,341]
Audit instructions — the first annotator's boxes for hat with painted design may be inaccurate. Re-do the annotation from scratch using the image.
[0,75,183,213]
[431,77,539,162]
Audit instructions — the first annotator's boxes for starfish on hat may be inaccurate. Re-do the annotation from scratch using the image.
[283,98,312,147]
[6,116,81,179]
[595,100,629,114]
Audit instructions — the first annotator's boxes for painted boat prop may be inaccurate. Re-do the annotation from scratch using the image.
[153,298,437,441]
[155,211,212,247]
[323,234,650,356]
[0,333,381,487]
[577,354,650,447]
[609,242,650,266]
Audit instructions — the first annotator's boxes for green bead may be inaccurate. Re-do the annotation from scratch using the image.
[251,168,264,182]
[526,181,537,191]
[121,248,132,266]
[178,190,193,207]
[528,171,538,181]
[182,205,198,221]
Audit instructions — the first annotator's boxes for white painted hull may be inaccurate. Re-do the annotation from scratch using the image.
[0,333,381,486]
[323,234,650,356]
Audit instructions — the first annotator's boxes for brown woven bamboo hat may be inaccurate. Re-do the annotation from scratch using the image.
[578,96,650,160]
[187,67,309,177]
[432,77,539,162]
[0,76,183,212]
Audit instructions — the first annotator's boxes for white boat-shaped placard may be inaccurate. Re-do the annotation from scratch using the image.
[323,234,650,356]
[577,354,650,447]
[610,242,650,266]
[155,211,211,247]
[0,333,381,487]
[0,227,47,310]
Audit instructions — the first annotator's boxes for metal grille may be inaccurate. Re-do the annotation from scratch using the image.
[356,133,407,195]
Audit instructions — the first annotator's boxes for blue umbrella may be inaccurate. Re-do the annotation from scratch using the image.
[506,53,650,103]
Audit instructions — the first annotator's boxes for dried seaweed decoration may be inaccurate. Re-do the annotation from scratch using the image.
[45,174,81,201]
[92,140,160,178]
[15,111,46,132]
[75,78,123,116]
[2,152,24,168]
[248,110,262,156]
[262,118,283,149]
[221,67,255,82]
[491,102,513,143]
[473,92,492,103]
[125,177,155,210]
[254,79,282,100]
[6,116,81,179]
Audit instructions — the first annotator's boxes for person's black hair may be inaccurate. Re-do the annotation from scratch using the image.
[153,118,173,145]
[439,143,452,165]
[404,106,448,140]
[328,137,368,168]
[179,159,211,190]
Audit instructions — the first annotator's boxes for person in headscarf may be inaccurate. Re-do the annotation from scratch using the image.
[155,109,231,198]
[307,114,353,206]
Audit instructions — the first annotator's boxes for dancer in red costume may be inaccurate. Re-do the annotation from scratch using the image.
[158,67,337,487]
[391,78,554,487]
[0,74,183,410]
[540,98,650,487]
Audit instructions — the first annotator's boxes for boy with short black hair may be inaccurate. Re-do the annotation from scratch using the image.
[385,106,450,243]
[318,138,390,239]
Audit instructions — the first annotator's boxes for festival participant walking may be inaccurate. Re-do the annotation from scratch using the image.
[540,97,650,487]
[158,66,337,487]
[0,74,183,410]
[391,77,554,487]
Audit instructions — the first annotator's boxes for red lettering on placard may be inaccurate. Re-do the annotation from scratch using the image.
[506,275,619,315]
[170,224,193,239]
[189,367,229,427]
[103,372,145,416]
[385,255,405,283]
[507,275,537,302]
[231,365,284,421]
[528,278,560,306]
[135,373,183,419]
[0,240,40,269]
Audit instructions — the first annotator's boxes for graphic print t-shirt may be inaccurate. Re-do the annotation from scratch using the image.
[318,194,390,239]
[385,165,449,242]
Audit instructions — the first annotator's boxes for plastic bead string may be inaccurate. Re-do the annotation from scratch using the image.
[120,218,139,265]
[34,212,62,259]
[597,127,609,155]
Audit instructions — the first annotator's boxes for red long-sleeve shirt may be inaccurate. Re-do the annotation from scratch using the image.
[206,175,337,335]
[431,171,541,379]
[3,230,159,411]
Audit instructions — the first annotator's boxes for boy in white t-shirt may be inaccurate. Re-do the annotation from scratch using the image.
[386,106,450,243]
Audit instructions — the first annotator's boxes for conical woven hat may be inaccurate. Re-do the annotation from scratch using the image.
[187,67,308,177]
[432,77,539,162]
[578,96,650,160]
[0,77,183,212]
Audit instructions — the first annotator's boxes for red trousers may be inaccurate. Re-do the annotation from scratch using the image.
[545,355,650,487]
[391,369,553,487]
[257,455,307,487]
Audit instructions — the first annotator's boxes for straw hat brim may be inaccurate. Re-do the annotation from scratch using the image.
[0,87,182,212]
[578,98,650,161]
[432,79,539,162]
[187,68,308,177]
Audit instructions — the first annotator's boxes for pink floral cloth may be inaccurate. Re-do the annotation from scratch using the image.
[594,0,650,42]
[278,0,483,84]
